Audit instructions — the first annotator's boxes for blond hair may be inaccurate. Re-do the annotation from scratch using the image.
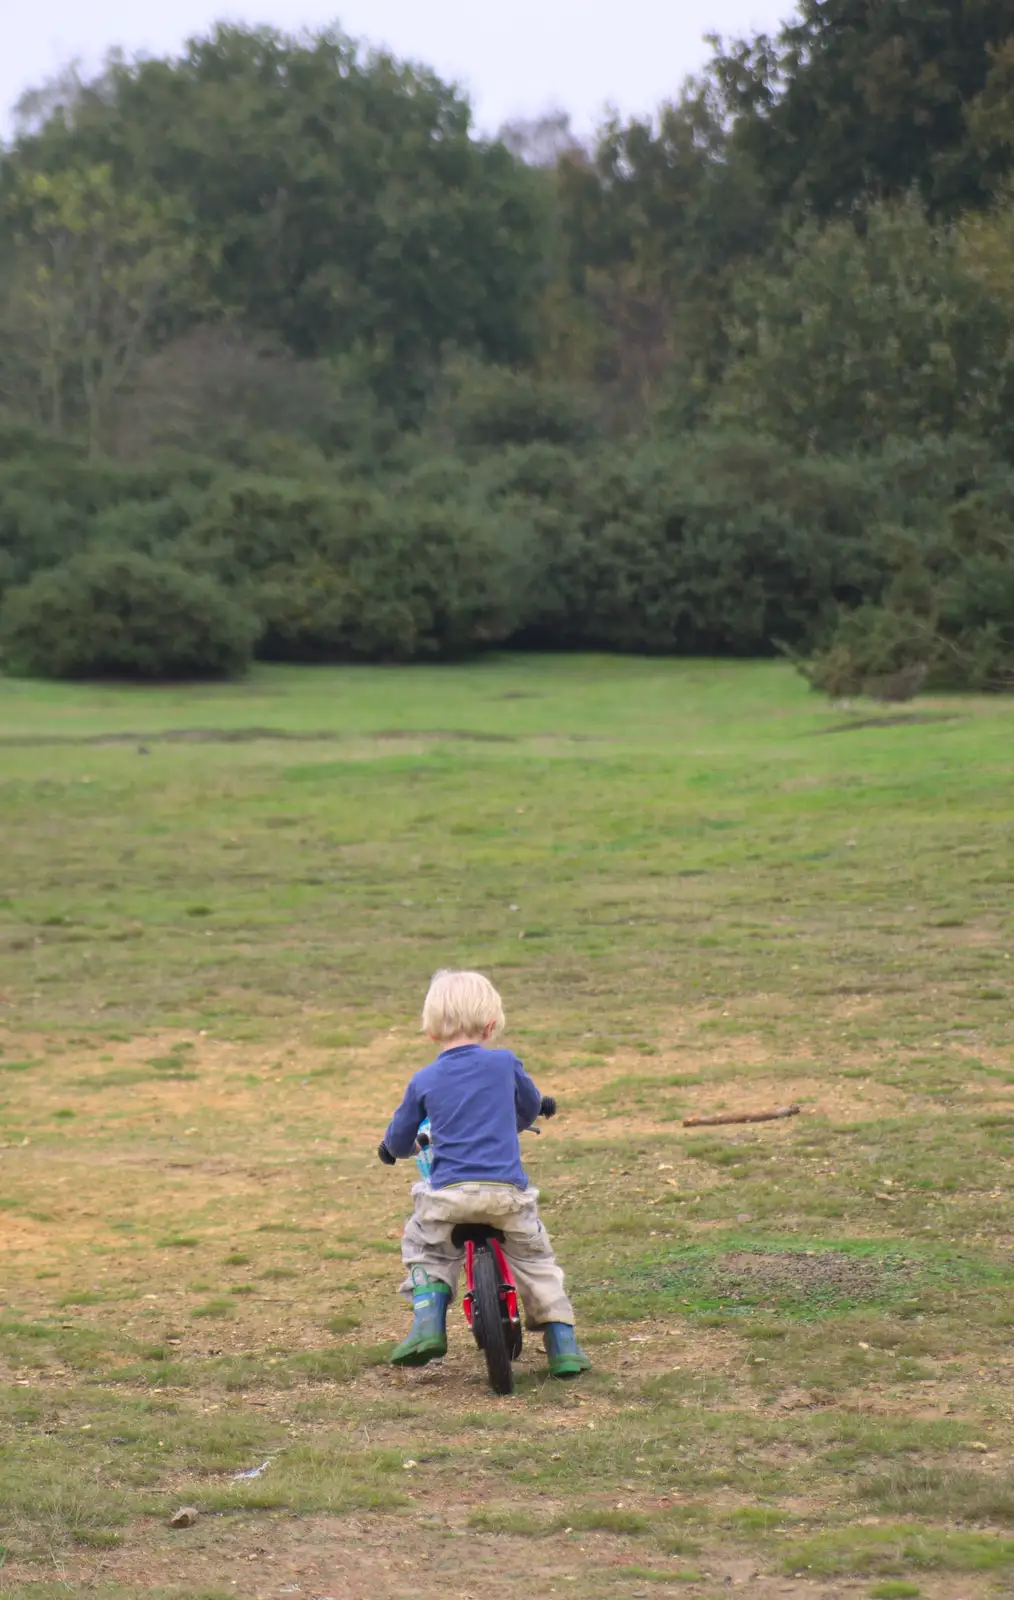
[422,969,506,1043]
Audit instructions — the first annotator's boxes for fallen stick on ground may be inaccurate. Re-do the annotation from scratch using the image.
[683,1104,801,1128]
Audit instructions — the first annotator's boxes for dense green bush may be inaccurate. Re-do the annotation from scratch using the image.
[0,444,216,599]
[801,605,936,697]
[0,550,256,680]
[433,363,600,454]
[180,476,533,660]
[0,421,1010,683]
[478,443,585,506]
[0,421,82,467]
[89,488,209,557]
[804,600,1013,695]
[506,434,885,654]
[800,447,1014,693]
[0,485,87,602]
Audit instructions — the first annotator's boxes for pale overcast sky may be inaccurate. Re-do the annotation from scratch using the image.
[4,1,792,137]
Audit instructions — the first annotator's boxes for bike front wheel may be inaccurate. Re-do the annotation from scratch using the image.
[472,1245,514,1396]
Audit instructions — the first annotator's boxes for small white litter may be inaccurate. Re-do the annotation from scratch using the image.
[232,1459,271,1480]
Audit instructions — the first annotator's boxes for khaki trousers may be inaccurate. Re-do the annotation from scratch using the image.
[400,1180,575,1329]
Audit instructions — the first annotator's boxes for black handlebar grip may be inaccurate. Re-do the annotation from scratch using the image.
[377,1141,397,1166]
[539,1095,557,1120]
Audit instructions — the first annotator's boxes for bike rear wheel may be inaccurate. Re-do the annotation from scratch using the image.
[472,1245,514,1396]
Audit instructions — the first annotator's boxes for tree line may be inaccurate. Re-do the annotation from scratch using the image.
[1,2,1013,688]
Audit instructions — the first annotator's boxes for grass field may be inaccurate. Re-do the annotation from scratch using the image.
[0,655,1012,1600]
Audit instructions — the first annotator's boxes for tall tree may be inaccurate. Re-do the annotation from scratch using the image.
[551,83,770,422]
[6,27,548,406]
[718,197,1014,454]
[2,164,191,453]
[711,0,1014,217]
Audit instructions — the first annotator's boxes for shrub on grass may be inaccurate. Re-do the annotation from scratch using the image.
[510,433,882,655]
[181,475,532,661]
[0,550,256,680]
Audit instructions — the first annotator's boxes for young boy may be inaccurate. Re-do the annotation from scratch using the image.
[378,969,590,1379]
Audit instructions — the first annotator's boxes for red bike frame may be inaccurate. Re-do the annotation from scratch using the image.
[462,1236,519,1331]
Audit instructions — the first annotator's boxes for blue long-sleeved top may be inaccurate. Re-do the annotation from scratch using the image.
[383,1043,542,1189]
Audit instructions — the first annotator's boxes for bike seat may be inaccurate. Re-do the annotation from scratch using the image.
[451,1222,506,1248]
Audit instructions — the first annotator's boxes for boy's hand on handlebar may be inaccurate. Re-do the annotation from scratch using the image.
[377,1141,397,1166]
[539,1095,557,1120]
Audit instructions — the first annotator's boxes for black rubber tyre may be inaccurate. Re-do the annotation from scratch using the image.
[472,1246,514,1396]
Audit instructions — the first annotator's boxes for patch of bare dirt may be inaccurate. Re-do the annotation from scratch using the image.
[716,1249,904,1300]
[0,726,522,750]
[2,1513,1002,1600]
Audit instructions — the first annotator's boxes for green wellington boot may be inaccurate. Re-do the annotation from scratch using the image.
[391,1274,451,1367]
[543,1322,591,1378]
